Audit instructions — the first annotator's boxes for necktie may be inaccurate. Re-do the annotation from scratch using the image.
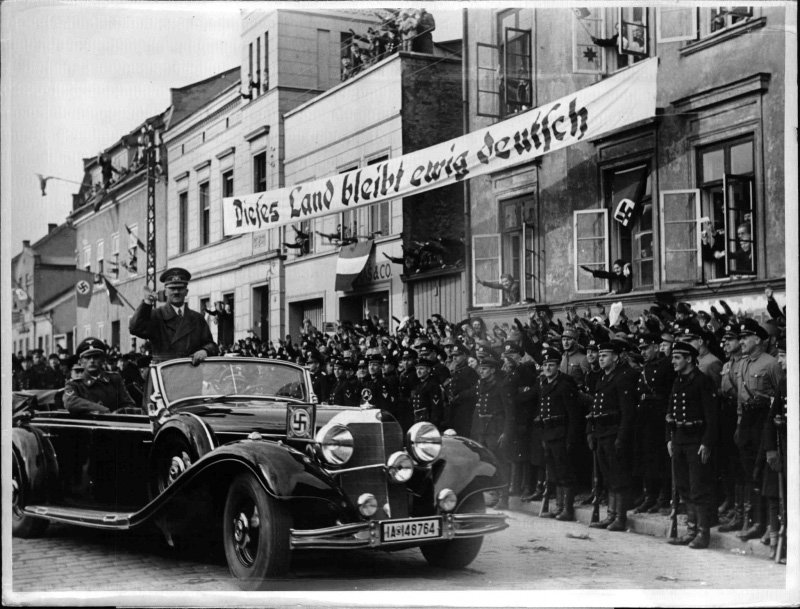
[177,308,183,317]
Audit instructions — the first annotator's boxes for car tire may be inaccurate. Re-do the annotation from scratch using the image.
[420,492,485,569]
[152,434,197,495]
[223,472,291,590]
[12,451,48,538]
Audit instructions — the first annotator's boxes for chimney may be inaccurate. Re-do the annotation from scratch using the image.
[48,223,57,233]
[23,240,30,248]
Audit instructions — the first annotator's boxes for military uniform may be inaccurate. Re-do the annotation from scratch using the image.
[717,326,745,530]
[410,367,445,428]
[759,367,787,559]
[729,320,782,540]
[537,347,584,520]
[444,351,478,436]
[63,338,137,415]
[633,337,675,512]
[666,344,719,549]
[560,346,589,387]
[586,344,636,531]
[331,373,361,406]
[129,267,218,364]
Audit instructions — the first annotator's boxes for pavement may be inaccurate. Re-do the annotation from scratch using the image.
[507,492,779,560]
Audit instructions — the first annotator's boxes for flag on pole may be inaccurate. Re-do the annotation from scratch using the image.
[125,224,146,251]
[103,275,123,306]
[76,278,92,308]
[335,240,374,292]
[611,165,649,227]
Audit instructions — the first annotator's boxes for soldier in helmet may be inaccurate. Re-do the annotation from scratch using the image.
[587,342,636,532]
[536,346,583,521]
[410,357,445,429]
[64,338,138,415]
[471,356,514,509]
[666,341,719,549]
[129,267,218,364]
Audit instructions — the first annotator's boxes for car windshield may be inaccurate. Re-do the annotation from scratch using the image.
[158,359,308,405]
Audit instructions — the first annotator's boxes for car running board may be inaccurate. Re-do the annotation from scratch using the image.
[24,505,137,529]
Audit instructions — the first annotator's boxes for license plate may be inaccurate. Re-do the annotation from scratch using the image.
[381,517,441,543]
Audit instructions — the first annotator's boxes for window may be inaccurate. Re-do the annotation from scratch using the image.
[255,36,261,97]
[573,209,609,293]
[572,8,606,74]
[604,163,652,289]
[110,232,119,278]
[475,10,532,119]
[367,156,390,237]
[126,224,139,275]
[339,165,359,241]
[472,234,502,307]
[82,245,92,273]
[656,6,698,43]
[222,169,234,198]
[83,324,91,339]
[199,181,210,245]
[97,322,105,342]
[178,191,188,253]
[709,6,753,34]
[591,7,651,72]
[253,151,267,193]
[263,32,270,92]
[660,190,701,284]
[697,137,756,278]
[248,42,253,90]
[96,239,104,274]
[497,195,538,302]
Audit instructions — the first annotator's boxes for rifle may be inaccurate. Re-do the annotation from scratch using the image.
[591,444,601,524]
[775,409,786,563]
[668,446,678,540]
[538,479,550,517]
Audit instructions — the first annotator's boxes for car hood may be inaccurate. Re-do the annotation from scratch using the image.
[177,401,356,439]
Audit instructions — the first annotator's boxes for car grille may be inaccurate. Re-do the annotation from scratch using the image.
[338,412,408,520]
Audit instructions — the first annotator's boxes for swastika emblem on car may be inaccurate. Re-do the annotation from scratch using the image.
[76,280,91,295]
[288,407,311,438]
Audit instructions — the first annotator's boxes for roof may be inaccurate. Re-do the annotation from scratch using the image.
[167,67,240,128]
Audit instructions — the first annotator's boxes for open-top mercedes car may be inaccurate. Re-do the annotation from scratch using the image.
[12,357,508,589]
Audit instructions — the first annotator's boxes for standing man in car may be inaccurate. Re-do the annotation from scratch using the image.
[129,268,218,365]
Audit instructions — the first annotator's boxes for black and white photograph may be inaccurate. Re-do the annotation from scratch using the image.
[2,2,797,607]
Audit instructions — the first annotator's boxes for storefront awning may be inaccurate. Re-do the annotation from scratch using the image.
[223,58,658,236]
[335,239,374,292]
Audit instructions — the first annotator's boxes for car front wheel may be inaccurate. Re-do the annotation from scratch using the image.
[12,451,48,538]
[223,472,291,590]
[420,492,485,569]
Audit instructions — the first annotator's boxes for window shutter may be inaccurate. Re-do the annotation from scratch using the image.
[476,43,500,117]
[572,8,605,74]
[659,189,701,284]
[574,209,609,293]
[472,234,502,307]
[656,6,698,43]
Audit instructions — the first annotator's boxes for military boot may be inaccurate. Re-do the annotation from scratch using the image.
[689,506,711,549]
[540,486,560,519]
[524,479,545,502]
[718,485,744,532]
[557,486,576,521]
[590,491,616,529]
[607,491,628,532]
[768,531,779,560]
[669,503,697,545]
[737,492,766,540]
[634,480,657,514]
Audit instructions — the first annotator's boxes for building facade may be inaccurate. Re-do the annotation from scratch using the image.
[165,9,382,347]
[464,6,788,323]
[11,223,79,355]
[282,49,464,333]
[70,113,169,351]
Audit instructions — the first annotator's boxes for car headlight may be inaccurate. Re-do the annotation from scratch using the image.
[357,493,378,517]
[315,424,354,465]
[386,451,414,483]
[406,422,442,463]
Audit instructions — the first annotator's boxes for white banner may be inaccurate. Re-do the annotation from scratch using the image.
[223,58,658,236]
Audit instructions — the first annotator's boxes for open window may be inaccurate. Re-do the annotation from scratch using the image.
[656,6,698,43]
[697,137,756,279]
[572,8,606,74]
[590,7,651,72]
[708,6,754,34]
[659,189,702,285]
[501,28,532,117]
[472,234,502,307]
[476,43,500,117]
[573,209,609,294]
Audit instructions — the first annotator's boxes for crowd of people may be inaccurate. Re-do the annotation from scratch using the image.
[12,271,788,561]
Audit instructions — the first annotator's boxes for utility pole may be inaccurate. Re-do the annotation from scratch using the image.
[143,123,158,292]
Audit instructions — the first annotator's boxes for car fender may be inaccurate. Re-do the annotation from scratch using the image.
[430,435,505,508]
[153,412,216,457]
[12,425,58,505]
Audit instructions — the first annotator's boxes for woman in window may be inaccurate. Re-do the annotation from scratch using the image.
[581,259,632,294]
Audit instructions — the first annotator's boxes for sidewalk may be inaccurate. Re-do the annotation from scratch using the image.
[506,494,777,560]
